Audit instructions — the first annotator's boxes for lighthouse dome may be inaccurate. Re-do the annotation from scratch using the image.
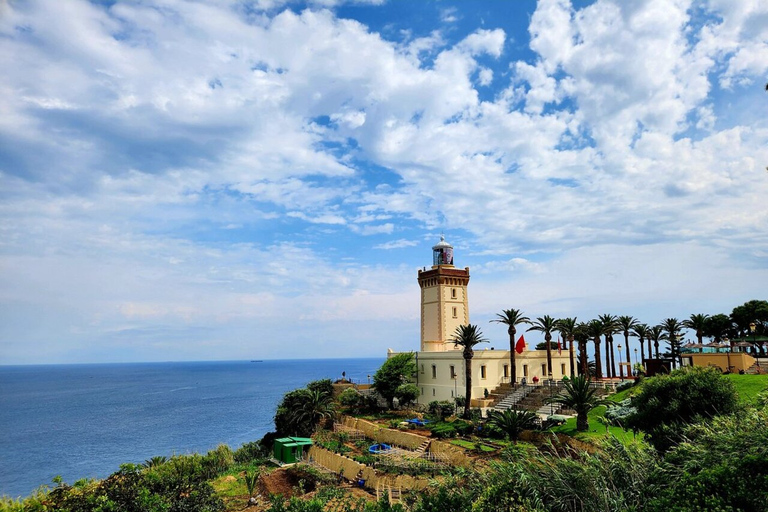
[432,236,454,266]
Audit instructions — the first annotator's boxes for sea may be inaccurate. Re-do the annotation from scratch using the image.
[0,358,383,499]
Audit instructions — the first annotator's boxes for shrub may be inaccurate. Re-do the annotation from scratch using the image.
[394,383,419,407]
[428,400,455,420]
[234,441,264,464]
[627,366,739,452]
[430,422,457,438]
[338,387,361,408]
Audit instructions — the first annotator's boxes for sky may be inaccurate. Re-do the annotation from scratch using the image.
[1,0,767,365]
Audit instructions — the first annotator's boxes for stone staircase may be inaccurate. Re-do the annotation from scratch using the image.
[415,439,431,455]
[492,385,534,411]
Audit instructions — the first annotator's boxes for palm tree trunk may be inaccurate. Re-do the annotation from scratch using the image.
[624,332,631,367]
[579,341,587,376]
[569,335,575,378]
[545,333,552,379]
[594,338,602,379]
[509,328,517,385]
[654,341,659,359]
[577,412,589,432]
[605,336,613,378]
[464,354,472,417]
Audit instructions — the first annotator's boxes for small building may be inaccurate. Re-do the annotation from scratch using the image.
[273,437,313,464]
[681,352,756,373]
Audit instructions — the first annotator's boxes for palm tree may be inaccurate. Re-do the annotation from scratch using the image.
[527,315,558,380]
[649,325,664,359]
[545,375,609,432]
[683,314,709,351]
[631,323,650,367]
[288,388,337,436]
[486,408,538,443]
[451,324,489,417]
[143,456,168,468]
[555,317,578,378]
[585,320,604,379]
[491,309,530,386]
[661,317,684,368]
[617,315,639,373]
[574,322,591,376]
[599,314,619,379]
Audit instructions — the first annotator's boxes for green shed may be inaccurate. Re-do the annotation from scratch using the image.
[273,437,313,464]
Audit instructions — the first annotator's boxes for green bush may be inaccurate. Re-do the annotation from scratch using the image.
[338,387,361,408]
[428,400,455,420]
[234,441,264,464]
[430,422,457,438]
[628,366,739,452]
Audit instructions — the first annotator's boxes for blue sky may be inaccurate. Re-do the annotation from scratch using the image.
[1,0,767,364]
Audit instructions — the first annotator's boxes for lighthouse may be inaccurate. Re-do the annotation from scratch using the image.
[417,236,470,352]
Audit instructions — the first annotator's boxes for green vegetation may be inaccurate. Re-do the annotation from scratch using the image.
[274,379,336,437]
[727,373,768,406]
[627,366,739,452]
[486,408,538,443]
[546,375,610,431]
[372,352,416,409]
[449,324,488,417]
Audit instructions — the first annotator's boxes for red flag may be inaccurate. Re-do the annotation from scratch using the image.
[515,335,526,354]
[557,337,562,355]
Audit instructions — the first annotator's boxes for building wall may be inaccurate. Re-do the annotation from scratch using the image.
[682,352,756,372]
[409,346,574,404]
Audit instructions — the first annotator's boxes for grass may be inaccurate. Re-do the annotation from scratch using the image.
[727,374,768,406]
[551,387,642,444]
[449,439,496,452]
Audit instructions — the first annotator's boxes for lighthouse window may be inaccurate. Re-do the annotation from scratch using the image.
[451,288,457,299]
[432,365,437,379]
[452,307,457,318]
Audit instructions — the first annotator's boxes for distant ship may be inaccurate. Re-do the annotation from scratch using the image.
[250,360,263,363]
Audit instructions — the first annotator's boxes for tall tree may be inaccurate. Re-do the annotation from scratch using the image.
[585,320,605,379]
[372,352,416,409]
[573,322,591,376]
[451,324,488,417]
[617,315,639,374]
[661,318,685,368]
[556,317,578,378]
[491,309,530,385]
[649,325,664,359]
[527,315,558,380]
[683,313,709,351]
[631,323,650,366]
[545,375,609,432]
[704,313,734,342]
[599,314,619,378]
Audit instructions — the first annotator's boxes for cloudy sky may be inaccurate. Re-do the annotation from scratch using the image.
[1,0,766,364]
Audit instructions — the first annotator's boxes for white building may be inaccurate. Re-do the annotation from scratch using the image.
[389,236,573,406]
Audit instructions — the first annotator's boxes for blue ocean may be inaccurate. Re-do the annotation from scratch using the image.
[0,358,383,498]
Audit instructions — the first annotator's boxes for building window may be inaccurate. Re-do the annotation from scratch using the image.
[451,390,454,397]
[432,365,437,379]
[561,363,566,375]
[452,307,457,318]
[542,364,547,376]
[523,365,528,377]
[421,364,424,374]
[421,388,424,396]
[432,388,436,396]
[480,365,487,379]
[503,364,509,378]
[451,288,457,299]
[450,365,456,379]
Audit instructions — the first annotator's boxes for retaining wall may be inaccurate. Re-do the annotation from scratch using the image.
[307,446,430,492]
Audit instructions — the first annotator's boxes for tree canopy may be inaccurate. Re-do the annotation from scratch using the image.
[372,352,416,409]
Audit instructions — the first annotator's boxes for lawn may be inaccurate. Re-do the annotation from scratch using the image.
[450,439,497,452]
[551,387,642,444]
[727,374,768,406]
